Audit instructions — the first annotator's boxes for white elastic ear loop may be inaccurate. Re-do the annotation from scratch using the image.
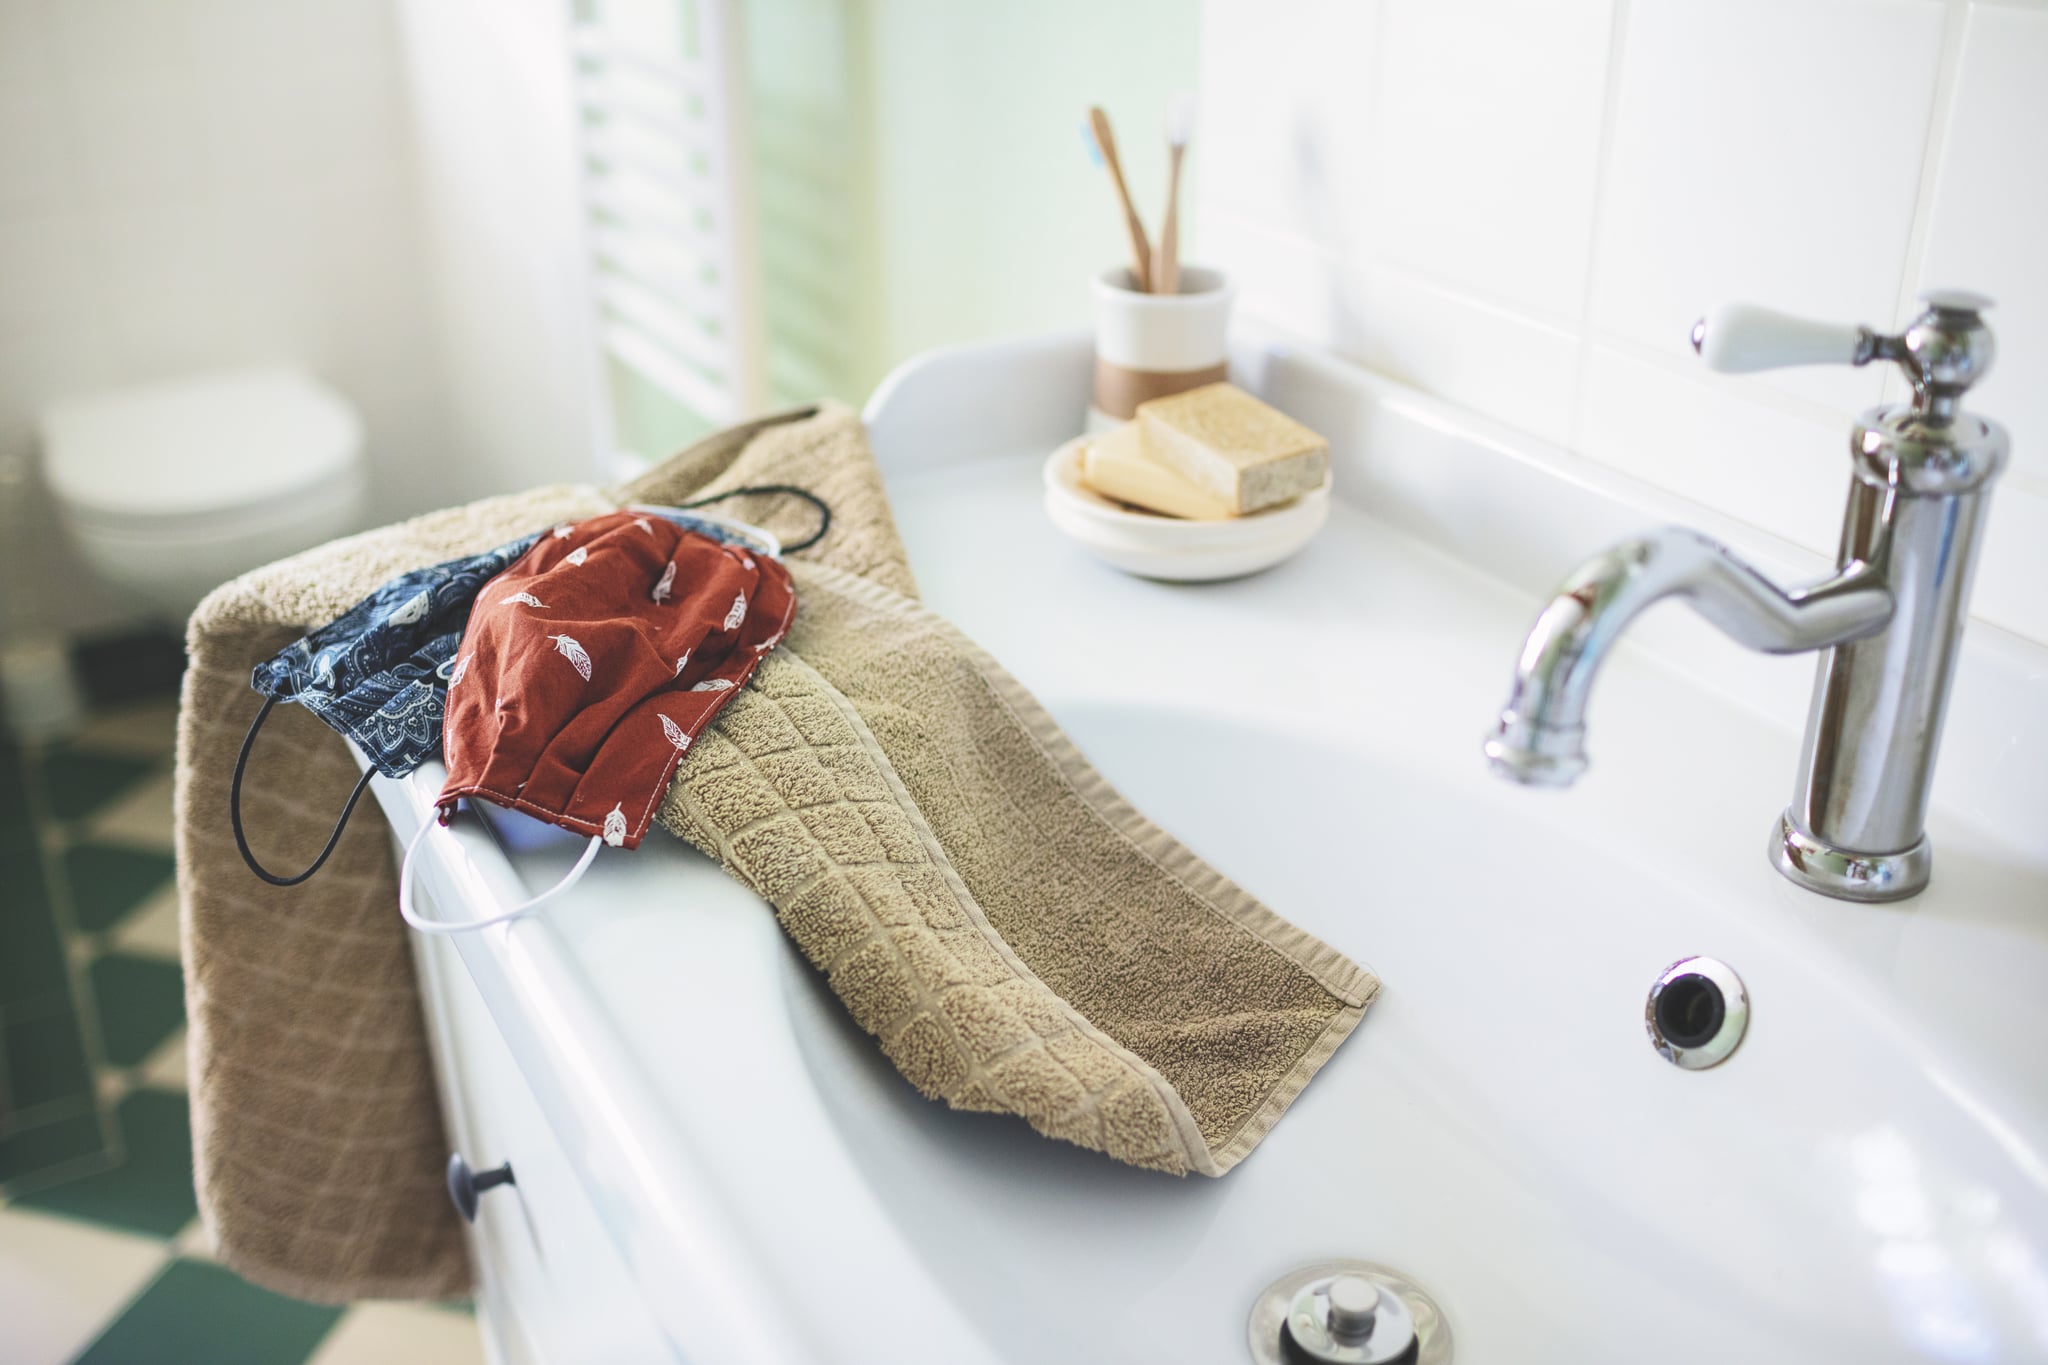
[397,809,602,935]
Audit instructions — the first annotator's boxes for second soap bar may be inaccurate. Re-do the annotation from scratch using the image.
[1136,382,1329,515]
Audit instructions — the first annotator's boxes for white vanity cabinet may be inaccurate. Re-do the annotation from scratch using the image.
[410,924,681,1365]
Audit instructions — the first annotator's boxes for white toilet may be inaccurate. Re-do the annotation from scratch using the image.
[40,367,370,620]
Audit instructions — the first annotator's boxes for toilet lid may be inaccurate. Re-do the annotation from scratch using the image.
[40,368,364,522]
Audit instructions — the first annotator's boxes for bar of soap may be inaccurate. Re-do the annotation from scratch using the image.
[1135,382,1329,514]
[1081,422,1237,520]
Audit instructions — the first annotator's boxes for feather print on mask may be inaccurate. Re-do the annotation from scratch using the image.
[386,591,431,627]
[501,592,546,608]
[430,514,797,856]
[552,524,573,539]
[448,654,470,687]
[548,634,593,681]
[633,517,654,534]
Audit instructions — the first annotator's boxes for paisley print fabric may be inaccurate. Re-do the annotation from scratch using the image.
[248,532,542,778]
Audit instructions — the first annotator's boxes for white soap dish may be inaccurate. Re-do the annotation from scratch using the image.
[1041,436,1331,582]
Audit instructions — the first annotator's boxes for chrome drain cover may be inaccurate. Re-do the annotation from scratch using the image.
[1248,1260,1451,1364]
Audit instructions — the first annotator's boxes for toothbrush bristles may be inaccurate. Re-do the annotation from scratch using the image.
[1081,123,1104,167]
[1166,93,1196,148]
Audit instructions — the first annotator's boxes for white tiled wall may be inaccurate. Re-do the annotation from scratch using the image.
[393,0,601,504]
[1196,0,2048,645]
[0,0,448,632]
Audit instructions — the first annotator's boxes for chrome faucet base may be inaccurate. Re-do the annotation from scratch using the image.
[1483,712,1586,787]
[1769,810,1930,903]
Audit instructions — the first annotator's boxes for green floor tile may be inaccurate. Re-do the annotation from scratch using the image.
[15,1088,196,1236]
[0,847,68,1009]
[38,746,158,822]
[0,1105,109,1190]
[89,954,186,1068]
[76,1259,343,1365]
[64,842,177,934]
[0,742,34,854]
[74,629,187,709]
[3,995,96,1111]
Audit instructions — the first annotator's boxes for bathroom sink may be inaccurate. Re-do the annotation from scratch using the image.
[372,332,2048,1363]
[783,697,2048,1363]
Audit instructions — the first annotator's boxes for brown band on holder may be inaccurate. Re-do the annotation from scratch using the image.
[1092,358,1229,420]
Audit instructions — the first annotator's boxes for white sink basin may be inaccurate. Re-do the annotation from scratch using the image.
[787,699,2048,1362]
[372,332,2048,1364]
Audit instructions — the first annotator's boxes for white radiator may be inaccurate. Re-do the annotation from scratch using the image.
[573,0,765,427]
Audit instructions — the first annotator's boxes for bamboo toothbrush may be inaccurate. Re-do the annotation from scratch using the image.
[1153,94,1194,296]
[1086,106,1153,293]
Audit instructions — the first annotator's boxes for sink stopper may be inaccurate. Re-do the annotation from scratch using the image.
[1248,1260,1451,1364]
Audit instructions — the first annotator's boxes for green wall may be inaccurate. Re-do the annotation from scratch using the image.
[852,0,1205,394]
[610,0,1203,458]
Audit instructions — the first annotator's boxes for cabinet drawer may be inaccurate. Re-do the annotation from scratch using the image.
[412,928,682,1365]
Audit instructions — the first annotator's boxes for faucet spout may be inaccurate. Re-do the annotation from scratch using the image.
[1484,528,1893,787]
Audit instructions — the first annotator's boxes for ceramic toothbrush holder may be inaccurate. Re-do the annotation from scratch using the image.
[1089,265,1233,430]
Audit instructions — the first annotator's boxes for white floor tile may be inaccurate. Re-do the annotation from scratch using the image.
[307,1302,488,1365]
[0,1205,170,1365]
[108,882,182,959]
[70,699,180,758]
[84,768,177,850]
[172,1217,216,1262]
[136,1027,189,1090]
[94,1068,130,1107]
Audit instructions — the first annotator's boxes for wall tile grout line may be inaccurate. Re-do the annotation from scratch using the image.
[1214,201,1874,439]
[1203,0,2044,642]
[1566,0,1636,455]
[1884,0,1973,393]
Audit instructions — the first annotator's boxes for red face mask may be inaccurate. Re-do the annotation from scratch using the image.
[438,509,794,849]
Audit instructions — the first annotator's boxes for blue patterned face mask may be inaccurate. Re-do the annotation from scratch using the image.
[232,531,543,885]
[252,533,544,774]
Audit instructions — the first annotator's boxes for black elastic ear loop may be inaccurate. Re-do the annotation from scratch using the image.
[681,484,832,554]
[230,695,378,887]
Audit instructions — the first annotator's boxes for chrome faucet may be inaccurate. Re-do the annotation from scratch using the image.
[1485,291,2008,902]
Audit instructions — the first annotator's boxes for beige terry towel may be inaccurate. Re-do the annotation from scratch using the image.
[178,403,1377,1303]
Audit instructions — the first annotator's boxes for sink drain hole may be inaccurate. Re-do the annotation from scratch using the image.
[1652,972,1725,1048]
[1645,956,1748,1070]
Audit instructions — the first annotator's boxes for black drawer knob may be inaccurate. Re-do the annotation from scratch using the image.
[446,1152,515,1223]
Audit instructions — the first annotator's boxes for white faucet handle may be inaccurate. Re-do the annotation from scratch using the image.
[1689,303,1866,373]
[1691,292,1996,417]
